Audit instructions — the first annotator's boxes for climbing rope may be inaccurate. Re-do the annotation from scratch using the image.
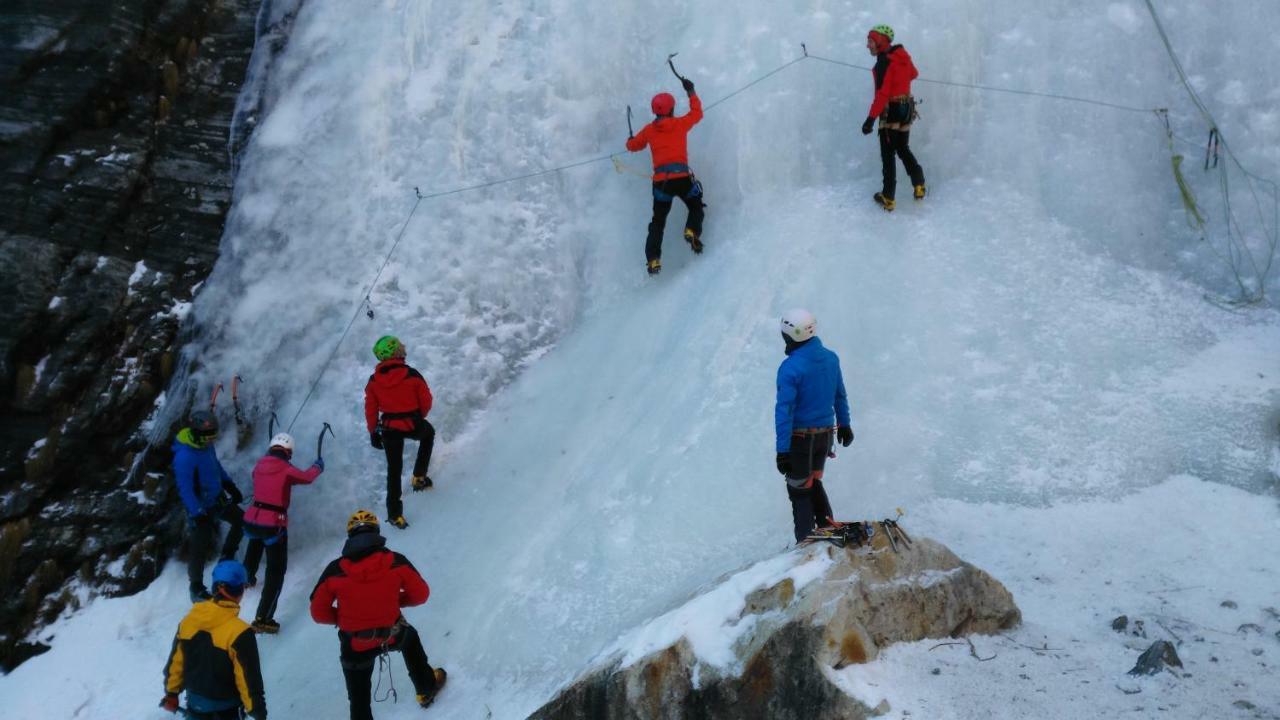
[280,33,1279,427]
[1142,0,1278,305]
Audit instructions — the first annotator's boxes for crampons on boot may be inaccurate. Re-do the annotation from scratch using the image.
[684,228,703,254]
[647,259,661,275]
[388,515,409,529]
[417,668,448,708]
[411,474,433,492]
[873,192,896,212]
[913,184,927,200]
[252,618,280,634]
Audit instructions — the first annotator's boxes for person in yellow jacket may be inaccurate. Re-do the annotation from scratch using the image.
[161,560,267,719]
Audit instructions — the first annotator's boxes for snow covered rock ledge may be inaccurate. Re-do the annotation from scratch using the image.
[530,533,1021,720]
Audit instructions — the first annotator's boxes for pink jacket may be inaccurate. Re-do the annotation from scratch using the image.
[243,451,322,528]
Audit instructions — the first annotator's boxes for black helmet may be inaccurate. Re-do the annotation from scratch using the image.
[189,410,219,444]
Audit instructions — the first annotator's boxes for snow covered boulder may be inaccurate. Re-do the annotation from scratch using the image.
[530,532,1020,720]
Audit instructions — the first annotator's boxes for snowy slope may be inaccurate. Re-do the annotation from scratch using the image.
[4,1,1280,718]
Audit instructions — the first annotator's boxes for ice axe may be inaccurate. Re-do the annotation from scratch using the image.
[666,52,688,83]
[231,374,245,426]
[267,411,280,440]
[208,382,224,412]
[317,422,335,459]
[626,104,634,138]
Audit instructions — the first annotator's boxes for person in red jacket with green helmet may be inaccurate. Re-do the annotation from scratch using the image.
[860,24,926,212]
[364,335,434,529]
[309,511,446,718]
[625,75,705,275]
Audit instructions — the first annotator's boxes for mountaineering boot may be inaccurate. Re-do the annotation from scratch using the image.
[684,228,703,254]
[189,585,212,603]
[873,192,895,212]
[647,258,661,276]
[252,618,280,635]
[913,184,927,200]
[388,515,409,530]
[417,668,448,708]
[411,474,433,492]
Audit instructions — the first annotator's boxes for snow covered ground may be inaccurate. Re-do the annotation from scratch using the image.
[4,0,1280,718]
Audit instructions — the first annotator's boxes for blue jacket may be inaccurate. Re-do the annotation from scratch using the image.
[172,428,232,517]
[775,337,851,452]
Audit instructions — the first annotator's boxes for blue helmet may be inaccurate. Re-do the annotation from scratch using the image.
[211,559,248,593]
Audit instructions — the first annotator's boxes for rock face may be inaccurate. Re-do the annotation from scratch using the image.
[0,0,263,670]
[531,534,1021,720]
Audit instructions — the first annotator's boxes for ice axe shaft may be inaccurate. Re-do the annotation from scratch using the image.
[268,411,280,440]
[317,422,335,459]
[626,104,634,138]
[231,375,245,425]
[666,52,687,82]
[209,383,224,411]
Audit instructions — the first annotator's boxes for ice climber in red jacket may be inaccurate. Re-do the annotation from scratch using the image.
[241,431,323,634]
[310,510,447,718]
[625,74,705,275]
[860,24,926,212]
[364,335,434,529]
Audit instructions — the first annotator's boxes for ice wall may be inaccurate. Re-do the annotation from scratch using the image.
[19,0,1272,717]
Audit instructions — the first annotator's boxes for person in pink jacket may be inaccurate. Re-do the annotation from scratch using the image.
[241,432,323,634]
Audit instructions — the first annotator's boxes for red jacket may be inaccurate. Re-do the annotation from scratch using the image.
[364,358,433,434]
[309,532,430,652]
[243,450,322,528]
[625,94,703,181]
[868,45,918,118]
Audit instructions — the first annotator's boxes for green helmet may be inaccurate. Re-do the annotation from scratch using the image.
[373,335,403,361]
[870,24,895,43]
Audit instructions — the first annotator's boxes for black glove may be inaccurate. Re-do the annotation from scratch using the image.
[681,77,695,94]
[861,117,875,135]
[221,479,243,505]
[370,431,383,450]
[248,707,267,720]
[837,425,854,447]
[776,452,791,476]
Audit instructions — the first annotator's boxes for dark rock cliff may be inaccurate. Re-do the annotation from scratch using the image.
[0,0,263,670]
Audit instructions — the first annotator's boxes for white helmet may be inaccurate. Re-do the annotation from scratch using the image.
[780,309,817,343]
[270,432,295,452]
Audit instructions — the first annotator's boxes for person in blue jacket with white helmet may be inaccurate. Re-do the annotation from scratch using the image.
[173,410,246,602]
[774,309,855,543]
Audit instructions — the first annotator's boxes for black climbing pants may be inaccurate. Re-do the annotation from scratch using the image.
[339,623,438,720]
[646,176,705,262]
[783,429,836,543]
[242,529,288,622]
[787,479,836,544]
[878,128,925,200]
[383,421,435,518]
[187,502,245,593]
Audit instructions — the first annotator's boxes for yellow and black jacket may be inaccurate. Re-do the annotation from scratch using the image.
[163,598,267,717]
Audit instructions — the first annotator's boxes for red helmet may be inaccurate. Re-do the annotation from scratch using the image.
[651,92,675,117]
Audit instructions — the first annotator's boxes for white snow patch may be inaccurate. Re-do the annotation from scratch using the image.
[47,296,63,310]
[25,438,48,461]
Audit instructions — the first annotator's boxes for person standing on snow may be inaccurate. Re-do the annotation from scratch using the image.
[309,511,447,718]
[364,335,435,530]
[625,75,706,275]
[240,432,324,634]
[860,24,927,212]
[161,559,267,720]
[173,410,246,602]
[774,310,855,543]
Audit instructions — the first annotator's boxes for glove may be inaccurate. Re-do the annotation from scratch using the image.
[159,693,180,713]
[370,431,383,450]
[313,457,325,471]
[221,479,244,505]
[837,425,854,447]
[775,452,791,476]
[861,117,875,135]
[248,707,267,720]
[681,77,695,94]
